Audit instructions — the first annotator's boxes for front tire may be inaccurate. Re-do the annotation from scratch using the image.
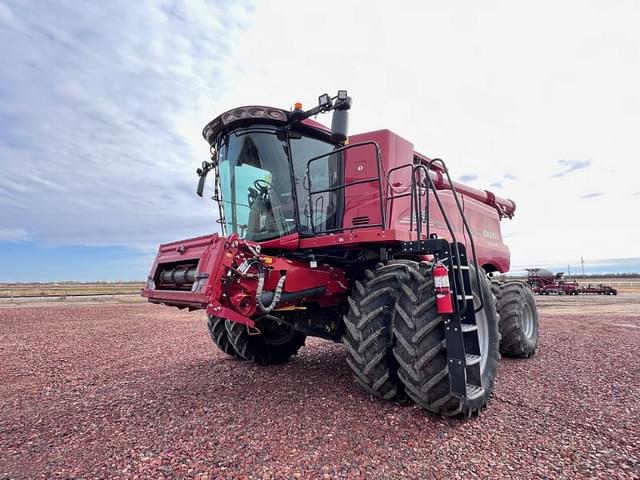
[342,262,409,402]
[207,314,241,358]
[492,281,539,358]
[225,318,306,365]
[392,262,500,416]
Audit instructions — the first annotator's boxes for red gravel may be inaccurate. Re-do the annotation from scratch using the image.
[1,296,639,479]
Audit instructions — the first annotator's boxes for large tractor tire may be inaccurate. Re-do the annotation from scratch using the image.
[207,314,241,358]
[492,280,539,358]
[224,317,306,365]
[342,262,410,402]
[393,262,500,416]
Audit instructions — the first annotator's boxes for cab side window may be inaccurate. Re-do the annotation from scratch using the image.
[290,135,340,233]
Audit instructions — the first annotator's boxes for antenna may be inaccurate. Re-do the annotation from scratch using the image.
[198,85,216,113]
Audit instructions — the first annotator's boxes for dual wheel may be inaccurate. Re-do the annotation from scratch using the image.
[343,260,539,416]
[491,280,539,358]
[207,314,305,365]
[205,259,539,417]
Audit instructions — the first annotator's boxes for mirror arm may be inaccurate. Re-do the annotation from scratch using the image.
[288,94,336,125]
[196,160,214,197]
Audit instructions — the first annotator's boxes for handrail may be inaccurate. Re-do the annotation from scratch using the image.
[426,159,484,313]
[304,144,485,314]
[413,164,469,315]
[305,141,386,235]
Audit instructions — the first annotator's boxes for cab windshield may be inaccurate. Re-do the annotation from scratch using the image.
[217,127,339,241]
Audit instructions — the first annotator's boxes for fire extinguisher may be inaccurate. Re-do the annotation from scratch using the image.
[433,263,454,314]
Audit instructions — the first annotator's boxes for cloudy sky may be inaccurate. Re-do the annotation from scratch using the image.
[1,0,639,281]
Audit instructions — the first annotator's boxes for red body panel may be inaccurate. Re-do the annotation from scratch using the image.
[143,124,515,321]
[142,234,349,323]
[298,129,512,273]
[142,234,228,309]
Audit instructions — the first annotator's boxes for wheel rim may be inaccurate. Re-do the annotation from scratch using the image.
[521,302,535,338]
[474,299,490,376]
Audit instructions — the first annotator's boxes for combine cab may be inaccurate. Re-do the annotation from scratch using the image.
[143,91,540,416]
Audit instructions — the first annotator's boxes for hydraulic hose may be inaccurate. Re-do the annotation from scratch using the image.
[236,255,287,313]
[255,268,287,313]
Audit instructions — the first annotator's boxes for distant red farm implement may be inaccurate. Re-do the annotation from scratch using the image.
[527,268,617,295]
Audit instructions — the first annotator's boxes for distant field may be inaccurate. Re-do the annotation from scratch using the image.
[0,283,144,298]
[1,276,639,298]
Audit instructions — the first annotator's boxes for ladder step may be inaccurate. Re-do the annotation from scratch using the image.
[461,323,477,333]
[452,265,470,270]
[466,384,485,400]
[456,295,474,300]
[465,354,481,366]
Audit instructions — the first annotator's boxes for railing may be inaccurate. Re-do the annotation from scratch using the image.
[305,141,387,235]
[305,141,485,314]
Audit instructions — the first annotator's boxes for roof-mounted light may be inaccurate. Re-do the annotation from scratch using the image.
[222,107,287,124]
[202,106,288,143]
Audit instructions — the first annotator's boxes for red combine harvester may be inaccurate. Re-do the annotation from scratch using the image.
[143,91,539,416]
[527,268,618,295]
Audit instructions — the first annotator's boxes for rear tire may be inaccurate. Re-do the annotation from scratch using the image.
[207,314,241,358]
[392,262,500,416]
[342,262,409,402]
[225,318,306,365]
[492,281,539,358]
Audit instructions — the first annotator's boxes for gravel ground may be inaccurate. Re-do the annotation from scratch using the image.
[1,295,639,479]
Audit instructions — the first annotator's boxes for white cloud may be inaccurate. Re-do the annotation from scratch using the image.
[1,0,639,271]
[0,227,30,242]
[0,0,252,249]
[213,0,640,267]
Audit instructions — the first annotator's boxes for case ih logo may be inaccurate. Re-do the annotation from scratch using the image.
[482,230,499,240]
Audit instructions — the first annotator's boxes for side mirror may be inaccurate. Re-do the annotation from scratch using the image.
[331,109,348,143]
[196,171,207,197]
[331,92,352,144]
[196,160,214,197]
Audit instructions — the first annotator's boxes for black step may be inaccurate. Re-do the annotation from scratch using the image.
[461,323,477,333]
[465,353,481,366]
[466,384,484,400]
[452,265,470,270]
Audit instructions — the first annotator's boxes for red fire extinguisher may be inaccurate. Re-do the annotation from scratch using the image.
[433,263,454,314]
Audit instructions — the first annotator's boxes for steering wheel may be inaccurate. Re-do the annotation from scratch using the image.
[253,179,271,195]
